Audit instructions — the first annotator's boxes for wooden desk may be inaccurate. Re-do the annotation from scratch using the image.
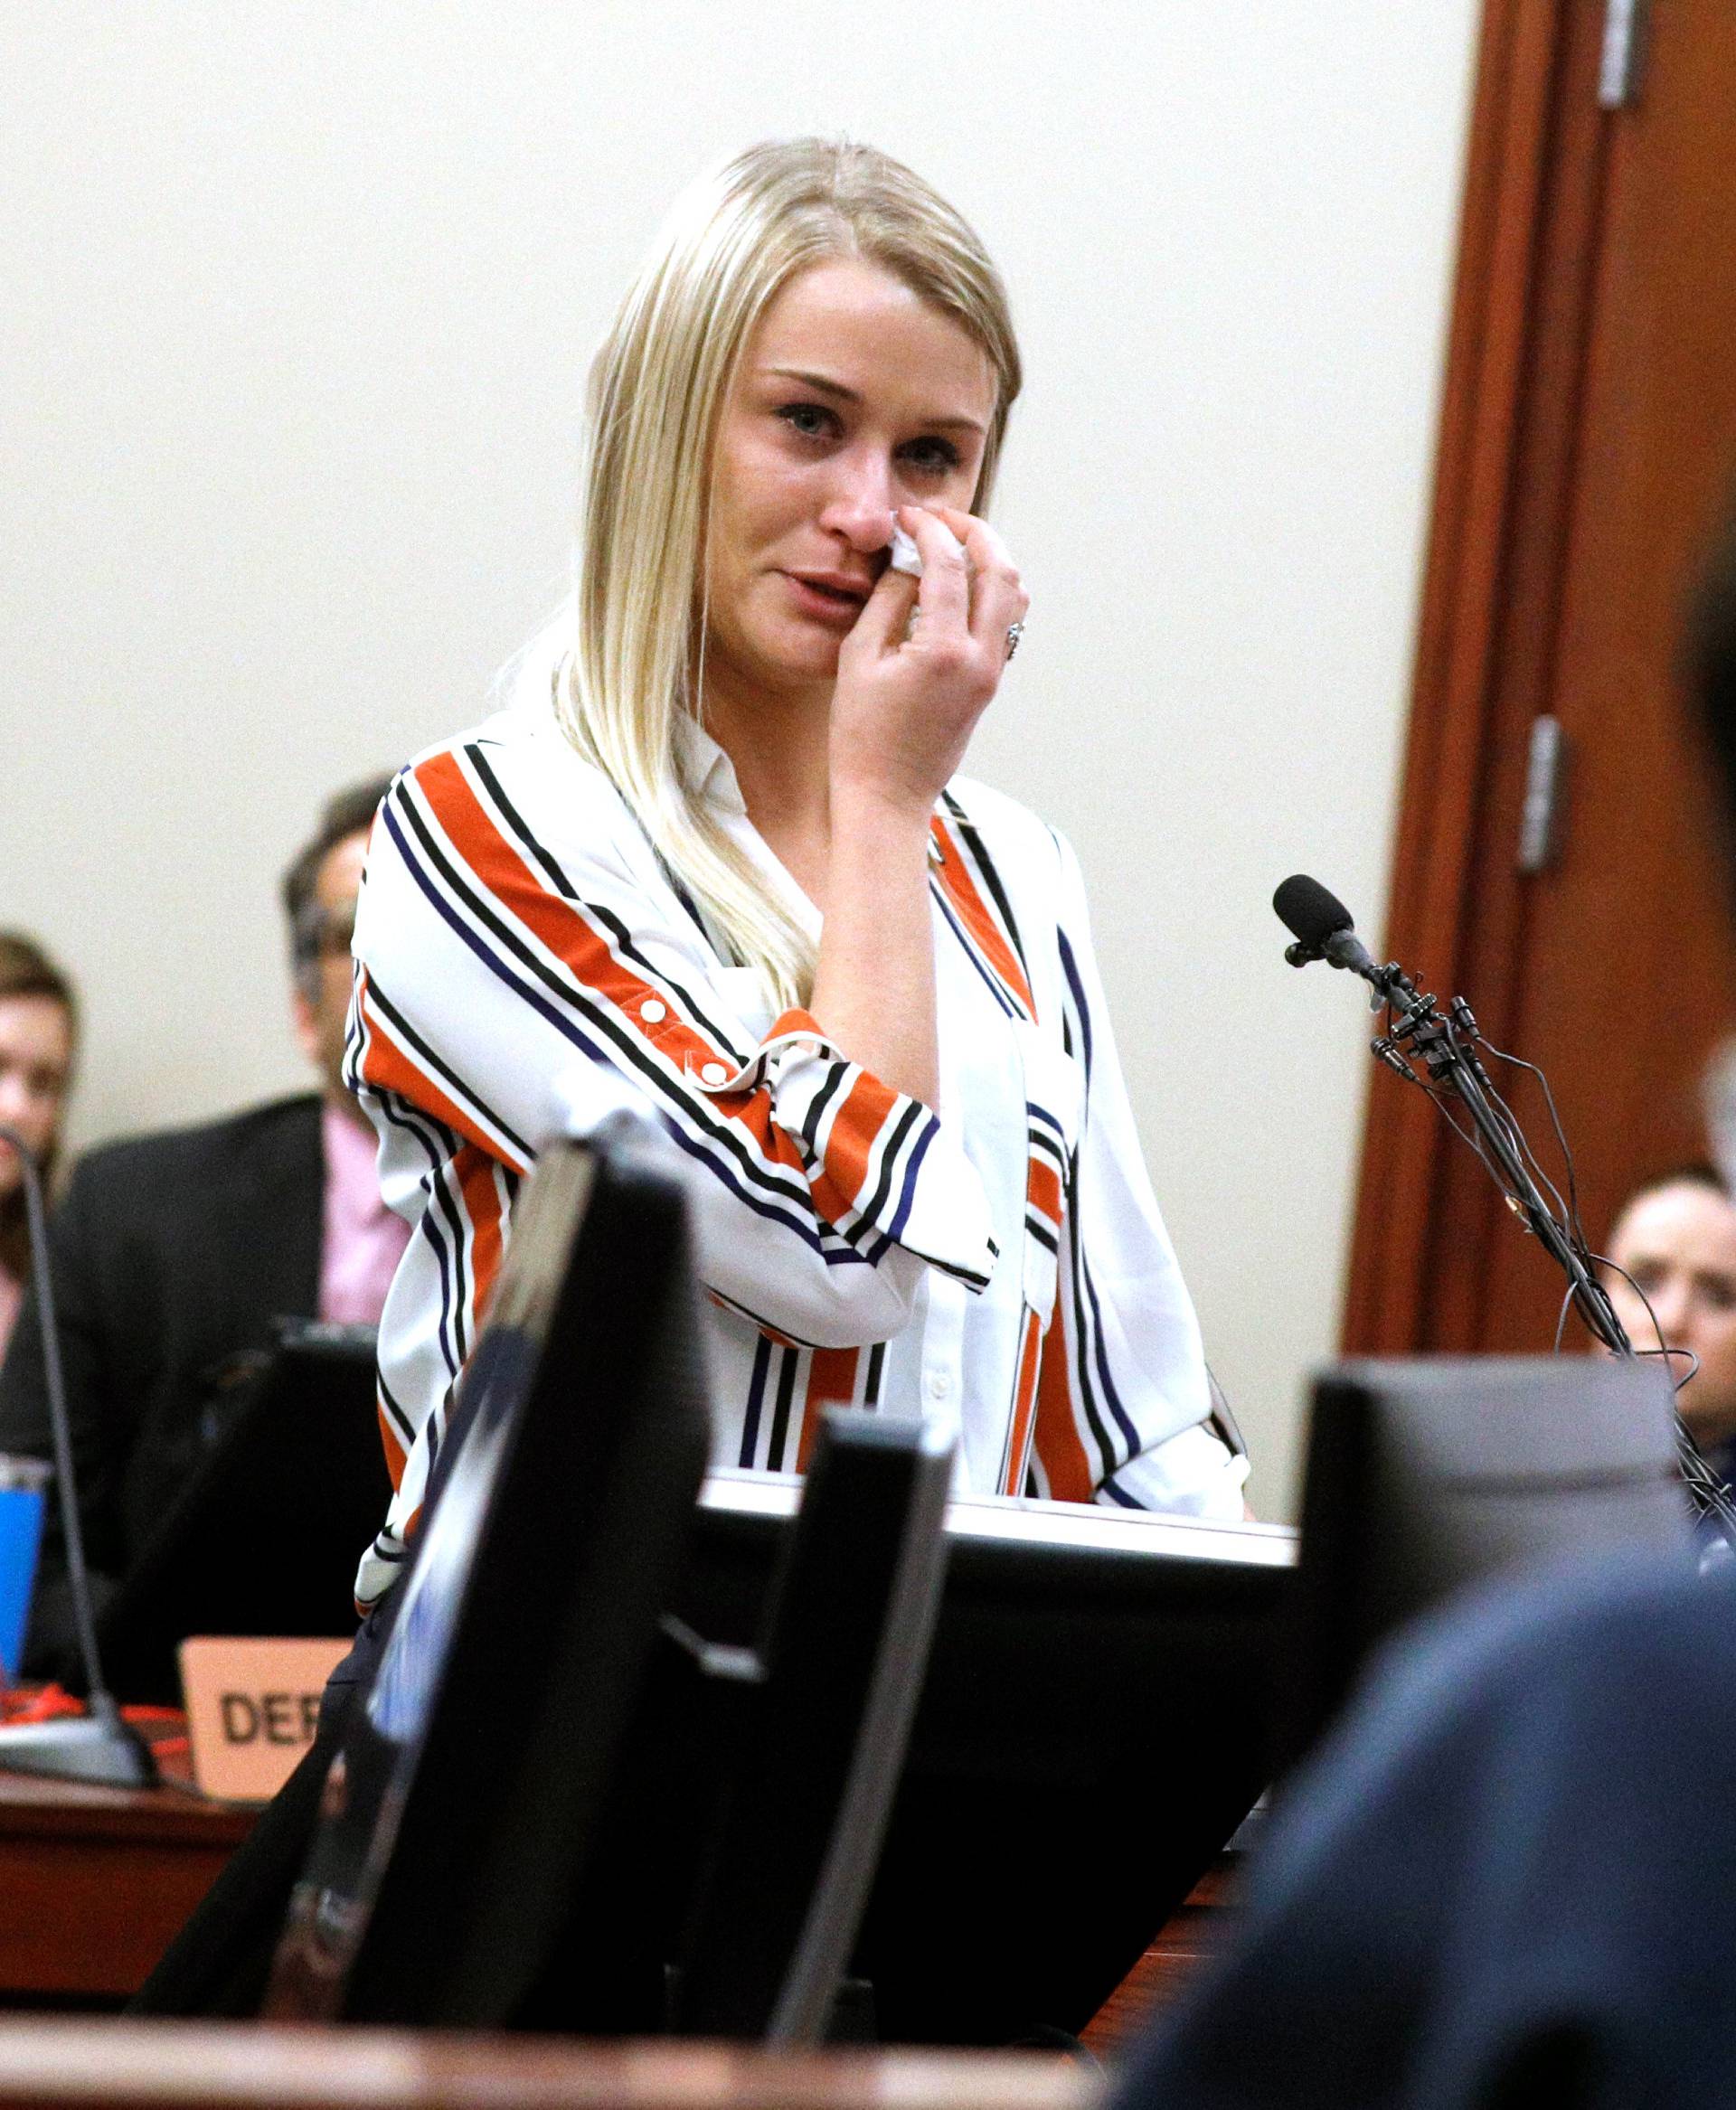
[0,1765,253,2002]
[0,2025,1100,2110]
[1081,1860,1239,2058]
[0,1755,1235,2032]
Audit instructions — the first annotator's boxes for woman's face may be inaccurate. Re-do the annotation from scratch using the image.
[0,994,73,1201]
[703,257,996,710]
[1604,1179,1736,1446]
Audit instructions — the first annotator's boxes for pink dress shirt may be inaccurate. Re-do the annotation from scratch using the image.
[317,1102,410,1327]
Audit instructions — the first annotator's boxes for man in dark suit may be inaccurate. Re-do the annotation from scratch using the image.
[0,776,401,1666]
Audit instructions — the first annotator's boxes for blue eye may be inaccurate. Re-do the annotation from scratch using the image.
[778,402,836,438]
[901,436,962,476]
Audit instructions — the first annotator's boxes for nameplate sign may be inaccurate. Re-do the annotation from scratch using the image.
[179,1636,353,1803]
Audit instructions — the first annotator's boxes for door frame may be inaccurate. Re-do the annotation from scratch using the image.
[1342,1,1620,1352]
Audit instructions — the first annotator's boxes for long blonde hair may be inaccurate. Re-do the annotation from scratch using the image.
[553,137,1022,1010]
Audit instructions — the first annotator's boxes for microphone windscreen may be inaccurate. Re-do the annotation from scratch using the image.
[1273,874,1355,947]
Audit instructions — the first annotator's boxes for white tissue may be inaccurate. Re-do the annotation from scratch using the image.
[888,523,923,577]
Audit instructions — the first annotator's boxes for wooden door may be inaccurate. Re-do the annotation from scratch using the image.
[1344,1,1736,1355]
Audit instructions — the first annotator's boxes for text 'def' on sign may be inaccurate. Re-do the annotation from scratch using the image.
[179,1635,353,1803]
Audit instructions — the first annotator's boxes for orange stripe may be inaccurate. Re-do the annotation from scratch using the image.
[1002,1306,1043,1495]
[797,1346,861,1472]
[411,756,817,1188]
[416,750,727,1077]
[816,1070,901,1209]
[1026,1158,1063,1227]
[769,1006,823,1038]
[358,992,526,1174]
[1033,1279,1094,1503]
[375,1401,409,1493]
[706,1086,812,1178]
[931,815,1034,1015]
[456,1144,508,1336]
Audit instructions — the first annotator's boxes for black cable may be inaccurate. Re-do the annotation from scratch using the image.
[1487,1082,1576,1238]
[1454,1026,1580,1239]
[0,1123,109,1699]
[1360,973,1736,1542]
[1588,1248,1736,1537]
[1591,1251,1702,1394]
[1413,1071,1515,1189]
[1478,1035,1590,1251]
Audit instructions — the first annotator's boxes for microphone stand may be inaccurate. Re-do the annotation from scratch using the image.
[1284,943,1736,1549]
[0,1124,156,1786]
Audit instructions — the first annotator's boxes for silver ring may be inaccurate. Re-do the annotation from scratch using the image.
[1005,621,1024,662]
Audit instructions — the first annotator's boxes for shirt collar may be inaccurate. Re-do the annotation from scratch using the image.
[672,711,747,815]
[670,711,826,940]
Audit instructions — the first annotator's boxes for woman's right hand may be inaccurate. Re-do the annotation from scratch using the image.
[829,504,1028,818]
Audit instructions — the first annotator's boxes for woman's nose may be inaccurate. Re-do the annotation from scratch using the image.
[817,449,896,553]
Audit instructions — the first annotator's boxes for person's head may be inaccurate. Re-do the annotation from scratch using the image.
[555,137,1022,1006]
[0,933,77,1275]
[281,777,392,1109]
[1601,1166,1736,1446]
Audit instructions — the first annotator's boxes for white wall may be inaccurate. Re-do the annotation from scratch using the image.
[0,2,1478,1516]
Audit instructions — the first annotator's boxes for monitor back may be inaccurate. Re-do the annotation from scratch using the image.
[669,1412,956,2044]
[1289,1353,1692,1757]
[269,1135,712,2027]
[94,1323,390,1703]
[627,1484,1294,2045]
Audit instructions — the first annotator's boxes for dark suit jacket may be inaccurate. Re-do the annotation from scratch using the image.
[0,1094,324,1663]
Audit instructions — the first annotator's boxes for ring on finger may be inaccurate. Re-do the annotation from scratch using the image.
[1005,621,1024,663]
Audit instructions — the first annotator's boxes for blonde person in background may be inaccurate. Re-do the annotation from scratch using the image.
[0,934,77,1364]
[344,137,1250,1612]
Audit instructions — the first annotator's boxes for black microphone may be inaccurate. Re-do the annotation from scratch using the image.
[0,1123,155,1785]
[1272,874,1379,981]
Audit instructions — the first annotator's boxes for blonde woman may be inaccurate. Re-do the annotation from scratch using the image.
[347,138,1249,1607]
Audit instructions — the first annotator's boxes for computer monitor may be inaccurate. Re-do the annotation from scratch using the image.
[665,1413,955,2043]
[639,1477,1295,2046]
[91,1322,391,1704]
[268,1133,713,2026]
[269,1134,962,2044]
[1287,1354,1694,1762]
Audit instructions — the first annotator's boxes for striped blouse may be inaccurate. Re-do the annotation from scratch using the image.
[344,692,1247,1607]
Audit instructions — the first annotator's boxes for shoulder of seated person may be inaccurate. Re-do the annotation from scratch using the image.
[66,1094,322,1197]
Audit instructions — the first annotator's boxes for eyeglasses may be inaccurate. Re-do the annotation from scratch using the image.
[291,900,357,968]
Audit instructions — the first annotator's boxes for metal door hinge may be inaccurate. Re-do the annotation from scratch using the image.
[1599,0,1649,109]
[1518,714,1568,874]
